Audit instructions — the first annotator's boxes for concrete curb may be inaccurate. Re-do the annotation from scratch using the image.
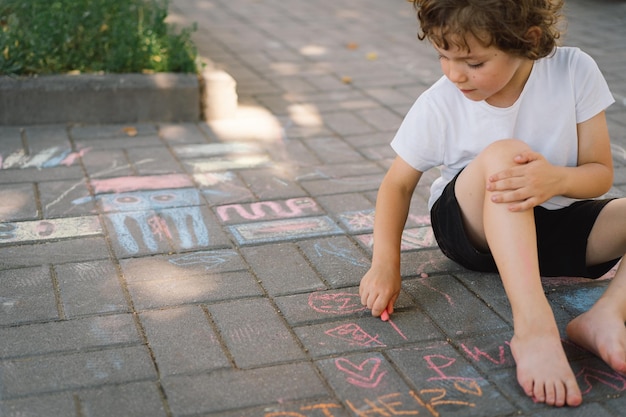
[0,68,238,125]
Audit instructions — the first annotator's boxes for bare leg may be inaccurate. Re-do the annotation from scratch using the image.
[455,139,582,407]
[567,199,626,374]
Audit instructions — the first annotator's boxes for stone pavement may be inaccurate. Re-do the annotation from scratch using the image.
[1,0,625,416]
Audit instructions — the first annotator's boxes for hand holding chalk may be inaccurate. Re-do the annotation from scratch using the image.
[381,309,390,321]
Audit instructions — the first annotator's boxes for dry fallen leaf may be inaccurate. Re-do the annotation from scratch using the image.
[346,42,359,50]
[366,52,378,61]
[341,76,353,84]
[122,126,138,137]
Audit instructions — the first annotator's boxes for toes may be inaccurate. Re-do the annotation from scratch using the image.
[565,379,583,407]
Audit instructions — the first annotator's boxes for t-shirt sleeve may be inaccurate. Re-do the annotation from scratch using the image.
[572,49,615,123]
[390,92,445,172]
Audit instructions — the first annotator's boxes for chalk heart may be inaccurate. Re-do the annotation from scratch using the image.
[335,357,387,388]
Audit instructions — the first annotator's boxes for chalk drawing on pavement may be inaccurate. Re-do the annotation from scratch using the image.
[98,189,209,255]
[0,216,102,244]
[228,216,343,245]
[357,227,436,251]
[216,197,321,224]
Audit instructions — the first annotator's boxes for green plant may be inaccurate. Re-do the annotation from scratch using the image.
[0,0,198,75]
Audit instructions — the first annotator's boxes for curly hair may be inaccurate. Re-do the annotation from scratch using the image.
[412,0,564,60]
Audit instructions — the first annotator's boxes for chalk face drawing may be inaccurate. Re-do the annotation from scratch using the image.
[0,147,90,169]
[98,189,209,255]
[216,197,321,224]
[0,217,101,244]
[228,216,343,245]
[335,357,387,389]
[325,324,385,348]
[308,292,367,315]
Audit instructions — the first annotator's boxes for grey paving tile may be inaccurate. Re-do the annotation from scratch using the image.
[128,270,262,310]
[208,298,306,368]
[71,124,159,140]
[403,275,510,338]
[78,381,167,417]
[0,346,156,399]
[158,122,212,145]
[0,166,85,184]
[55,260,130,317]
[0,266,58,325]
[140,306,230,375]
[0,314,139,359]
[240,243,325,296]
[298,236,370,288]
[0,184,38,222]
[162,363,329,416]
[531,402,615,417]
[205,399,351,417]
[0,237,110,270]
[237,168,310,200]
[38,179,95,218]
[0,392,77,417]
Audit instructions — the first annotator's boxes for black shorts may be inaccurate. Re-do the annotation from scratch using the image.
[430,172,621,278]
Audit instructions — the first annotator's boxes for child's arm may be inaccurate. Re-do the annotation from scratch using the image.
[487,111,613,211]
[360,156,423,317]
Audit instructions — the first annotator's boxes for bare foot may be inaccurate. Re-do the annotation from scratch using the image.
[510,330,582,407]
[566,303,626,375]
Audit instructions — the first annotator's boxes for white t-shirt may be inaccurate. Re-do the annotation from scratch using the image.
[391,47,615,210]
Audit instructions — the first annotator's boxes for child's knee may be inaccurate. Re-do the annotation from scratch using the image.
[478,138,531,167]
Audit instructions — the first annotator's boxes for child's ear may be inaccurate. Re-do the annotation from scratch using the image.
[525,26,542,48]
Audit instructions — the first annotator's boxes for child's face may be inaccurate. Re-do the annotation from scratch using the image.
[433,33,531,107]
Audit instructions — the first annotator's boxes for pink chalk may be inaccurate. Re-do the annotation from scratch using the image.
[381,309,390,322]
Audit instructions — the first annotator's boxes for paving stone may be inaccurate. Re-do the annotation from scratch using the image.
[0,166,85,184]
[604,393,626,417]
[81,149,135,178]
[197,171,256,206]
[140,305,230,375]
[207,298,306,368]
[316,193,375,221]
[126,146,186,175]
[38,179,95,218]
[295,312,442,358]
[228,216,344,246]
[79,381,167,417]
[55,260,129,317]
[0,314,140,359]
[0,184,38,221]
[0,237,110,270]
[237,168,310,200]
[387,342,517,417]
[162,363,328,416]
[0,266,58,325]
[240,243,325,296]
[0,392,77,417]
[298,236,370,288]
[158,122,211,145]
[530,402,615,417]
[128,270,262,310]
[71,124,159,140]
[0,346,156,399]
[304,137,367,165]
[299,173,384,196]
[403,275,510,338]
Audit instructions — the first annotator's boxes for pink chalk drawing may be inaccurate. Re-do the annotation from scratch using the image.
[335,357,387,388]
[147,215,173,242]
[216,197,320,223]
[313,241,369,267]
[460,343,509,366]
[576,367,626,395]
[386,317,408,341]
[0,147,90,169]
[424,354,483,396]
[419,277,454,306]
[308,292,367,315]
[91,174,193,194]
[325,324,385,348]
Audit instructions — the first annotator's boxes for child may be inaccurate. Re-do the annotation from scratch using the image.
[359,0,626,407]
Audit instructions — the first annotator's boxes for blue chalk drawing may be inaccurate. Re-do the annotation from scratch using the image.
[313,241,370,267]
[99,189,209,255]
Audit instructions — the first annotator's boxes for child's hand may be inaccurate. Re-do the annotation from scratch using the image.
[359,264,401,317]
[487,150,563,211]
